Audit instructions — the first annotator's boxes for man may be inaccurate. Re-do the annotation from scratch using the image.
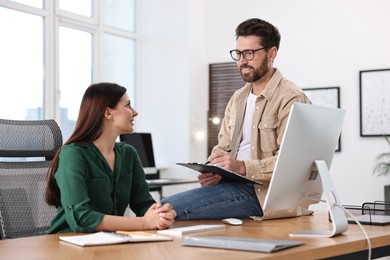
[161,18,311,219]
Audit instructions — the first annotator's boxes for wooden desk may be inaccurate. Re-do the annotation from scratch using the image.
[0,212,389,260]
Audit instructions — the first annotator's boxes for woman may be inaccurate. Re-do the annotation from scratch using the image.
[45,82,176,233]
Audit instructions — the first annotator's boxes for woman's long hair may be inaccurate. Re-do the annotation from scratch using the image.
[45,82,127,207]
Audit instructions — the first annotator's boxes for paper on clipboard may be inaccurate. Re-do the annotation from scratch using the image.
[176,163,262,186]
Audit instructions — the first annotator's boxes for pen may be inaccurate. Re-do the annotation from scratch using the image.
[116,231,154,237]
[204,149,231,165]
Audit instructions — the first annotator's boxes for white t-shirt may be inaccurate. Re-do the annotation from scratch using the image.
[237,92,257,160]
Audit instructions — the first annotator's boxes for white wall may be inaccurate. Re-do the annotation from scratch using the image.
[137,0,207,197]
[136,0,191,175]
[137,0,390,204]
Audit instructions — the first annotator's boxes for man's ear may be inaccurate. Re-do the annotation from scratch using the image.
[269,46,278,64]
[268,46,278,65]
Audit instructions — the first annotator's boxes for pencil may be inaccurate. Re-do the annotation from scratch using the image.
[116,231,154,237]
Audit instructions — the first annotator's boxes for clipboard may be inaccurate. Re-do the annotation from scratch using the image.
[176,163,263,186]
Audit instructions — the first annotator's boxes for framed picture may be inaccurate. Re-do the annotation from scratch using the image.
[359,69,390,137]
[303,86,341,152]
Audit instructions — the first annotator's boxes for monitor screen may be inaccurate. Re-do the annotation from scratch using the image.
[262,103,345,220]
[120,133,156,169]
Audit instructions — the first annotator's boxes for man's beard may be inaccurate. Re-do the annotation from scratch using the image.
[239,58,269,83]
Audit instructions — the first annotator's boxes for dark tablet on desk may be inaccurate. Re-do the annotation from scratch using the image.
[176,163,262,186]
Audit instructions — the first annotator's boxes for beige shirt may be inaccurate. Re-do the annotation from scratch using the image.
[211,69,311,206]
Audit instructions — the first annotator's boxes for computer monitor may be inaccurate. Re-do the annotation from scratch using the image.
[260,103,348,237]
[119,133,157,177]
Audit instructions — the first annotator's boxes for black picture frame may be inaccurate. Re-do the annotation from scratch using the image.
[303,86,341,152]
[359,69,390,137]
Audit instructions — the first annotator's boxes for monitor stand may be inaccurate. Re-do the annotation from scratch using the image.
[289,160,349,238]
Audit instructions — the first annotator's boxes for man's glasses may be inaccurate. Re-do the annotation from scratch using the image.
[229,47,267,61]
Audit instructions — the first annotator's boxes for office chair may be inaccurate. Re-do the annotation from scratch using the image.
[0,118,62,239]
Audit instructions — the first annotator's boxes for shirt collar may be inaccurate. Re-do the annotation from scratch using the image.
[260,68,283,101]
[238,68,283,101]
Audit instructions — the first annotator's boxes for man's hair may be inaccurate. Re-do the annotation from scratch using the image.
[235,18,281,50]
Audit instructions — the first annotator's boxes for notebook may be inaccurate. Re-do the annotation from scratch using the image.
[181,236,304,253]
[59,231,172,247]
[176,163,263,185]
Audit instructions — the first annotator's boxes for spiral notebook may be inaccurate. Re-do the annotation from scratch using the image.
[59,231,172,247]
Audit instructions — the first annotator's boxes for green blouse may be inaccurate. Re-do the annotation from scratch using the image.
[48,142,155,234]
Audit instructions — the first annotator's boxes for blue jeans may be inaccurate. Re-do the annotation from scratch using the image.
[161,181,263,220]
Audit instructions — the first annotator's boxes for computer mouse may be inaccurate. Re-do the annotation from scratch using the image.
[222,218,243,226]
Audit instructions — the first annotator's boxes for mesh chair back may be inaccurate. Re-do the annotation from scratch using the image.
[0,119,63,239]
[0,118,63,159]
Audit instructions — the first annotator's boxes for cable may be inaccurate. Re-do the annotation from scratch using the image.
[339,205,372,260]
[307,197,372,260]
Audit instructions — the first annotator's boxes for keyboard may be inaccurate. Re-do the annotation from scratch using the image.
[157,224,225,237]
[181,236,304,253]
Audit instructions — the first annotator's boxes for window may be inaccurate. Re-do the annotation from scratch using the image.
[59,0,91,17]
[58,26,92,139]
[102,34,136,102]
[0,0,137,141]
[102,0,135,31]
[0,7,44,120]
[9,0,42,8]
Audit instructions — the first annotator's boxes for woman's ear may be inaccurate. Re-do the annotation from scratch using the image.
[104,107,113,119]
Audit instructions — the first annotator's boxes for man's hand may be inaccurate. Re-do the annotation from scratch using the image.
[207,150,246,175]
[198,150,246,186]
